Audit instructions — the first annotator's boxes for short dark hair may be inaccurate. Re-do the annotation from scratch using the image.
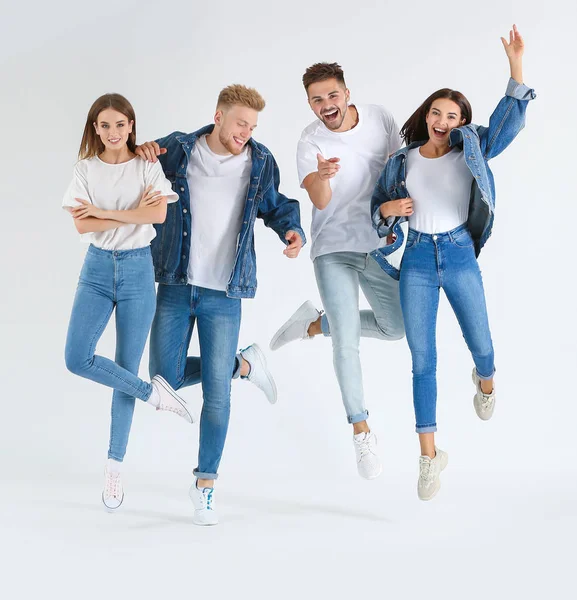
[302,62,346,92]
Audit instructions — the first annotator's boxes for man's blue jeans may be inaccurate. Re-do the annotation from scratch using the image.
[149,284,242,480]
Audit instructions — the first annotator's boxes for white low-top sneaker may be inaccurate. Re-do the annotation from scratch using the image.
[472,368,496,421]
[417,447,448,501]
[269,301,321,351]
[151,375,195,423]
[240,343,277,404]
[102,466,124,511]
[189,484,219,526]
[353,431,382,480]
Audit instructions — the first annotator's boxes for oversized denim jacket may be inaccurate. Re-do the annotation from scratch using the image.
[370,78,536,280]
[150,125,306,299]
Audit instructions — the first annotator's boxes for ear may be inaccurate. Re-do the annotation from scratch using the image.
[128,119,134,133]
[93,122,98,132]
[345,88,350,103]
[214,109,224,126]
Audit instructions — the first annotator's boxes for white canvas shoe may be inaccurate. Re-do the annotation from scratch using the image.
[472,368,496,420]
[417,447,448,501]
[353,431,382,480]
[239,343,278,404]
[151,375,195,423]
[189,484,219,526]
[269,301,321,351]
[102,465,124,512]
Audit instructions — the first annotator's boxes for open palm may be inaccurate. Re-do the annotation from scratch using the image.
[501,24,524,60]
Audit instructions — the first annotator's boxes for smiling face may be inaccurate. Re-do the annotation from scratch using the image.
[214,104,258,155]
[93,108,133,152]
[307,78,351,131]
[425,98,466,147]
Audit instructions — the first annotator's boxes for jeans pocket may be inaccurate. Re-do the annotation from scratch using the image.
[452,229,474,248]
[404,233,418,249]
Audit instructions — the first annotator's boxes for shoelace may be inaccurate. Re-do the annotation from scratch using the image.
[355,435,373,460]
[419,457,435,487]
[105,472,122,499]
[479,391,494,411]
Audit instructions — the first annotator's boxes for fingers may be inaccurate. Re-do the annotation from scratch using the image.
[139,142,161,162]
[74,198,90,206]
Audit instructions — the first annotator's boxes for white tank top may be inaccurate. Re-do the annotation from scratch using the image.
[406,147,473,234]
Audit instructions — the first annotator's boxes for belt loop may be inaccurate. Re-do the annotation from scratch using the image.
[417,232,422,243]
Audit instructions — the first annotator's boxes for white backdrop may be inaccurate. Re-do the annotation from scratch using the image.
[1,1,575,598]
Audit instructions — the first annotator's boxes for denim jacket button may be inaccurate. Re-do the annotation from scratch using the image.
[183,231,188,236]
[401,181,405,187]
[180,187,184,192]
[183,208,188,214]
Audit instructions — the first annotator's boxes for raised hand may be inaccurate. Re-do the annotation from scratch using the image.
[501,24,524,61]
[317,153,340,181]
[135,141,167,163]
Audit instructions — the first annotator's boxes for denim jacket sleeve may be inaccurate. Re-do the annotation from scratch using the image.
[370,163,395,238]
[477,78,536,161]
[258,154,307,246]
[153,131,186,173]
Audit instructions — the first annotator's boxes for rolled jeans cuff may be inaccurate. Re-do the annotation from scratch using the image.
[321,313,331,337]
[347,410,369,424]
[475,366,496,381]
[232,354,243,379]
[193,469,219,480]
[416,424,437,434]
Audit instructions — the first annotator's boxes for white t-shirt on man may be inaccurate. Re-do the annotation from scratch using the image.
[297,104,401,261]
[406,147,473,234]
[186,134,251,291]
[62,156,178,250]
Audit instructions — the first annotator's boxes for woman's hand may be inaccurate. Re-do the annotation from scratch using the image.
[380,198,414,219]
[501,24,524,83]
[139,184,165,207]
[70,199,106,220]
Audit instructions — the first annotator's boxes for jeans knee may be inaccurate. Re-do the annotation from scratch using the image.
[65,349,91,376]
[410,349,436,376]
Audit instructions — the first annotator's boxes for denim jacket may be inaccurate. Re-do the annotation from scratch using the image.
[150,125,306,299]
[370,78,536,280]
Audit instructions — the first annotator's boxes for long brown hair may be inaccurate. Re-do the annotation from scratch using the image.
[78,93,136,159]
[400,89,472,145]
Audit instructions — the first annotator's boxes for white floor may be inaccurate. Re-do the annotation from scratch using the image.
[3,466,573,599]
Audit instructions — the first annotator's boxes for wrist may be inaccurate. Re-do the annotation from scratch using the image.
[380,203,391,219]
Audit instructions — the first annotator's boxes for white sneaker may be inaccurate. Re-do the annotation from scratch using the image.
[240,343,277,404]
[189,484,219,526]
[472,368,496,420]
[353,431,382,480]
[269,300,321,351]
[102,466,124,511]
[417,447,448,501]
[151,375,195,423]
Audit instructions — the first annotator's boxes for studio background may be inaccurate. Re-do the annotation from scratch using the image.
[1,1,575,598]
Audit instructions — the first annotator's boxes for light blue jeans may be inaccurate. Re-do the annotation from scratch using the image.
[149,284,242,480]
[400,225,496,434]
[65,245,156,461]
[313,252,405,424]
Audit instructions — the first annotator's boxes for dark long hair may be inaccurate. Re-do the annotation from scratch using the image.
[400,88,472,145]
[78,93,136,159]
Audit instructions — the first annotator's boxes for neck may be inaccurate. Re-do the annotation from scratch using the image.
[334,104,359,133]
[206,129,231,156]
[419,140,452,158]
[99,146,134,164]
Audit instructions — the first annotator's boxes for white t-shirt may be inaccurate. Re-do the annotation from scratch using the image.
[62,156,178,250]
[186,135,251,291]
[406,147,473,234]
[297,104,401,260]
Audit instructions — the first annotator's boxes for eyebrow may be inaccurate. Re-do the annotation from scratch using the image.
[100,120,127,124]
[431,107,458,116]
[311,90,340,100]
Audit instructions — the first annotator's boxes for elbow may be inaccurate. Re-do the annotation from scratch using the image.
[74,219,88,234]
[153,205,168,224]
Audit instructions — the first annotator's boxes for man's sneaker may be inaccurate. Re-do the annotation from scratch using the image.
[102,466,124,511]
[239,343,277,404]
[151,375,195,423]
[353,431,382,479]
[189,484,219,526]
[417,447,448,501]
[269,300,321,351]
[472,368,496,420]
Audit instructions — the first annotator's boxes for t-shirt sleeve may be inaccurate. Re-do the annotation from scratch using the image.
[296,138,320,188]
[62,161,91,209]
[145,160,179,203]
[380,106,403,155]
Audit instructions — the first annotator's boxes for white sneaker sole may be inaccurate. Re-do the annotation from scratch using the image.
[102,493,124,512]
[269,300,318,351]
[246,343,278,404]
[154,375,194,423]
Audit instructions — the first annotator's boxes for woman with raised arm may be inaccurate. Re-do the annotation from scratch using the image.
[370,25,535,500]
